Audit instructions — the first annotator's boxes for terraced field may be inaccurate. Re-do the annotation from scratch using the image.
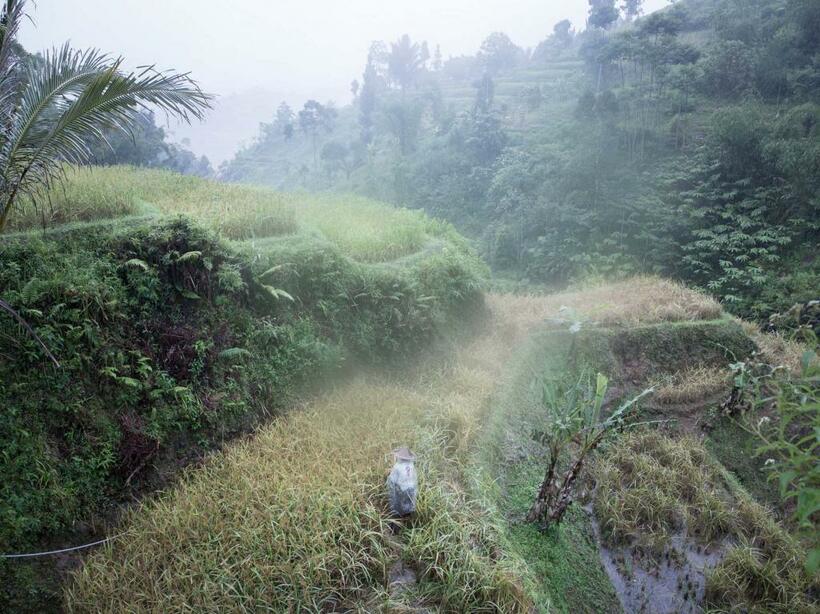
[0,166,486,611]
[9,166,466,263]
[61,277,815,613]
[439,56,587,137]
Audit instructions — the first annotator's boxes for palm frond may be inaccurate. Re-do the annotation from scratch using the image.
[0,22,212,230]
[0,0,27,156]
[1,43,111,174]
[13,58,210,200]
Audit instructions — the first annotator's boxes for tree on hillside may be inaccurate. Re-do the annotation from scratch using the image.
[299,100,337,166]
[473,73,495,113]
[522,85,543,112]
[478,32,521,74]
[533,20,575,63]
[697,40,755,98]
[320,140,353,178]
[554,20,574,48]
[0,0,210,233]
[587,0,620,30]
[382,99,423,155]
[367,41,390,78]
[638,10,684,38]
[420,41,430,69]
[433,44,443,71]
[86,110,211,177]
[359,58,381,144]
[621,0,643,22]
[388,34,425,92]
[463,110,507,166]
[274,102,295,140]
[789,0,820,55]
[160,140,213,177]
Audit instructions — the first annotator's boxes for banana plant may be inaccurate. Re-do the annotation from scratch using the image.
[528,369,653,527]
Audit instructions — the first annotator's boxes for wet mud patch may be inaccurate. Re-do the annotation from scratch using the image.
[590,511,729,614]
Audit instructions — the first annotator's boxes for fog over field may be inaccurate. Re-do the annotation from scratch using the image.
[20,0,666,162]
[3,0,817,611]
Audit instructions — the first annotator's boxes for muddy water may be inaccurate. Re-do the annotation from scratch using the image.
[588,509,728,613]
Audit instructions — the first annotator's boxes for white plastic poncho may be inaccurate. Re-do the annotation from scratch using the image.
[387,447,417,516]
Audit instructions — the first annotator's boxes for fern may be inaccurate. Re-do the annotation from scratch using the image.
[263,285,294,302]
[124,258,150,271]
[176,250,202,263]
[218,347,252,362]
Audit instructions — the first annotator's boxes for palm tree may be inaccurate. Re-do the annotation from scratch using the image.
[388,34,424,92]
[0,0,211,233]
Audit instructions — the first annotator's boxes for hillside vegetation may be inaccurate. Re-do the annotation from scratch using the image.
[0,166,485,609]
[222,0,820,325]
[2,0,817,611]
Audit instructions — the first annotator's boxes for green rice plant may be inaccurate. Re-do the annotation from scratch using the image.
[13,166,298,239]
[593,431,734,551]
[292,192,437,262]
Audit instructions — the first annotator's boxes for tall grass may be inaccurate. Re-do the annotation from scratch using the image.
[490,276,723,330]
[66,292,543,612]
[10,166,447,262]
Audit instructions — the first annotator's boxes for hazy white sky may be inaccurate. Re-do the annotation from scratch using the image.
[20,0,667,162]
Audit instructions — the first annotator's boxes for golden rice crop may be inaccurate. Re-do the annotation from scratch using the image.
[66,293,542,612]
[487,275,723,330]
[11,166,444,262]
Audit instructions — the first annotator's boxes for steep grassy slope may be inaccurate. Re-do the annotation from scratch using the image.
[0,167,485,610]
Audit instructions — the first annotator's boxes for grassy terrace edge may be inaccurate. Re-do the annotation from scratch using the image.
[470,317,815,613]
[0,168,487,610]
[9,165,473,264]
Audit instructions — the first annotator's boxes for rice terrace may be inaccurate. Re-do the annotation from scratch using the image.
[0,0,817,612]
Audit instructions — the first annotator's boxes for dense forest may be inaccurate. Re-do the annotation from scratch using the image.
[222,0,819,324]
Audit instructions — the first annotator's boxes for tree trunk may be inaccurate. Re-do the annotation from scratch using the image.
[526,451,558,523]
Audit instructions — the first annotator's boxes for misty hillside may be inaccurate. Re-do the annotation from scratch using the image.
[222,0,819,326]
[0,0,817,612]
